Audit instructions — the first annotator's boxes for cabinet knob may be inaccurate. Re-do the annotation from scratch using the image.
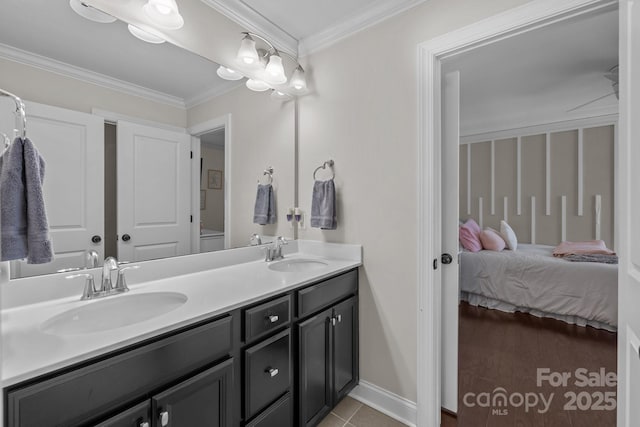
[266,367,279,377]
[267,314,279,323]
[159,410,169,427]
[337,314,342,323]
[139,422,150,427]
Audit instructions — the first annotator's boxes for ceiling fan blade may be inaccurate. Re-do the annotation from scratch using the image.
[566,91,616,113]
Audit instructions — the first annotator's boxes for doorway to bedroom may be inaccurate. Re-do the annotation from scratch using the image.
[442,6,619,426]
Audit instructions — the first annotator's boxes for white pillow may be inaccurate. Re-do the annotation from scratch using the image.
[500,220,518,250]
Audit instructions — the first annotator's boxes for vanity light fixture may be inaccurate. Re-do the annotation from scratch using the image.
[216,66,243,81]
[263,53,286,85]
[289,65,308,93]
[270,89,293,100]
[69,0,116,24]
[236,34,260,66]
[246,79,270,92]
[143,0,184,30]
[222,32,308,98]
[127,24,166,44]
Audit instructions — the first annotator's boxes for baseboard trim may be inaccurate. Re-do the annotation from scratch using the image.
[349,380,417,427]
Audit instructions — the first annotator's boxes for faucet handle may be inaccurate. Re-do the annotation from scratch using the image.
[115,265,139,293]
[66,273,96,300]
[277,236,288,245]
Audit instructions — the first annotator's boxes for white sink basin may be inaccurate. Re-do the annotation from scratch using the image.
[268,258,329,273]
[41,292,188,335]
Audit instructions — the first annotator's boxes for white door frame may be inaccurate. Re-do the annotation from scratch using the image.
[416,0,618,425]
[188,114,232,250]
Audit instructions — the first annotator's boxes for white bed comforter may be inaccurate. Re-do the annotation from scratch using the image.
[459,244,618,329]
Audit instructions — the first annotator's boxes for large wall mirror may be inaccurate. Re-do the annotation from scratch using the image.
[0,0,296,279]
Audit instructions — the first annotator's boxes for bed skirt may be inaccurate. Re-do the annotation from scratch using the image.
[460,291,617,332]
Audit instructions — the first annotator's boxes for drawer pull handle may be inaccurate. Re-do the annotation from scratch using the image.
[337,314,342,323]
[159,410,169,427]
[268,314,279,323]
[266,367,279,377]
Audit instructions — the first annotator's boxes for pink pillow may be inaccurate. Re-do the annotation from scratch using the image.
[459,219,482,252]
[480,228,506,251]
[464,218,481,236]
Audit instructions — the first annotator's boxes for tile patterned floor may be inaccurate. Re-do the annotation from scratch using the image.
[318,396,409,427]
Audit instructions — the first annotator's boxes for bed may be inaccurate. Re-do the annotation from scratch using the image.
[459,243,618,331]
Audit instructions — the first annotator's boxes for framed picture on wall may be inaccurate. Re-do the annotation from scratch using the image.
[208,170,223,190]
[200,190,206,210]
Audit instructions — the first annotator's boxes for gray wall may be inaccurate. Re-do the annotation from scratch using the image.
[460,124,615,248]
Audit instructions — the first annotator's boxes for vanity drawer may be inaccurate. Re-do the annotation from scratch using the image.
[6,315,233,427]
[246,392,293,427]
[244,295,290,342]
[297,269,358,317]
[244,329,291,419]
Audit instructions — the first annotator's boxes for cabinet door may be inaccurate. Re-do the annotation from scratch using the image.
[93,402,151,427]
[152,359,233,427]
[332,297,359,403]
[297,308,333,427]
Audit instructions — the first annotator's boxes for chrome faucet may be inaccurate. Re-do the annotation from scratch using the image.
[86,250,99,269]
[249,233,263,246]
[67,257,139,300]
[265,236,288,262]
[102,256,119,292]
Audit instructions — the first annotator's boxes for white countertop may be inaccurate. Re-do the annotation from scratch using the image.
[1,241,361,388]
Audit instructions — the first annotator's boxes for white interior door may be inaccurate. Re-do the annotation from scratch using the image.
[441,71,460,413]
[617,2,640,426]
[117,120,191,262]
[0,100,104,278]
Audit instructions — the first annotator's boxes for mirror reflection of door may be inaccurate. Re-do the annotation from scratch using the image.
[199,129,225,253]
[2,100,105,279]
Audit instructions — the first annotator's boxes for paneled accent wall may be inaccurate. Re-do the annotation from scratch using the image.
[460,124,615,248]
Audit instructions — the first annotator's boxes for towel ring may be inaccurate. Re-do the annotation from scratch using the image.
[0,89,26,139]
[313,160,335,181]
[258,166,274,185]
[1,132,10,148]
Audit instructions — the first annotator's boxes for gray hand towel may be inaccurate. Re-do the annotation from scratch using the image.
[310,179,337,230]
[253,184,276,225]
[0,137,54,263]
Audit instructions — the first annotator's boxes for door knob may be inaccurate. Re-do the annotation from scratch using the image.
[441,253,453,265]
[91,235,102,244]
[122,234,131,242]
[159,410,169,427]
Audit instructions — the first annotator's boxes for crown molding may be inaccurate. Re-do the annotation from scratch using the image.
[184,80,244,109]
[199,0,298,56]
[0,43,187,110]
[298,0,427,57]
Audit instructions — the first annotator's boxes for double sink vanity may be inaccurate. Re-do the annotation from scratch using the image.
[1,240,362,427]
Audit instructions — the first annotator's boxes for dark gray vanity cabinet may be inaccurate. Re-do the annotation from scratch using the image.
[242,294,293,427]
[297,270,359,427]
[4,268,359,427]
[5,315,234,427]
[95,359,233,427]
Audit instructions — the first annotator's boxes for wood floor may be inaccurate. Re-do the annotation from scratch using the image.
[456,302,617,427]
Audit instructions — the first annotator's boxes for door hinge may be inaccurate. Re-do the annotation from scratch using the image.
[433,258,438,270]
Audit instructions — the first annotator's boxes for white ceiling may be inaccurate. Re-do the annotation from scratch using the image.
[0,1,620,123]
[242,0,384,40]
[442,8,619,136]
